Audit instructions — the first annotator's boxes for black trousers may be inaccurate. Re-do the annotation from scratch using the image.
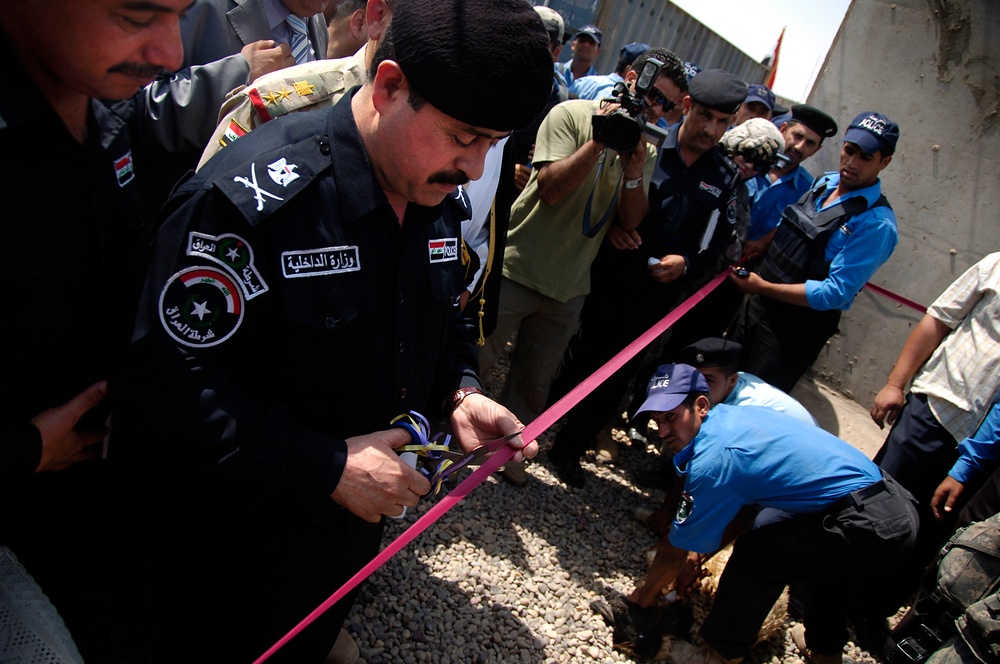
[700,475,918,658]
[736,295,841,393]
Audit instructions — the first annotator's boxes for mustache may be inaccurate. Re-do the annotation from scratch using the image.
[108,63,166,79]
[428,170,470,186]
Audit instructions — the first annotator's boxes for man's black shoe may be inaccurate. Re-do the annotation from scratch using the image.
[851,613,890,659]
[550,453,586,488]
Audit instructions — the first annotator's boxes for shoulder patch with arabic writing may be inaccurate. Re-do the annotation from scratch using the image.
[186,232,267,299]
[159,266,244,348]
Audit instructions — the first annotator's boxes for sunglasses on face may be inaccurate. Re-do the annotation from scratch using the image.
[645,89,676,113]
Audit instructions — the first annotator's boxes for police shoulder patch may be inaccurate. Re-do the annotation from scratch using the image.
[159,266,244,348]
[213,136,329,227]
[675,491,694,524]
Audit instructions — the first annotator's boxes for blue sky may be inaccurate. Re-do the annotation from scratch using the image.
[670,0,852,102]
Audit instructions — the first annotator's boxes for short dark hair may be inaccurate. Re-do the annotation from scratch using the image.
[630,48,687,93]
[327,0,366,21]
[368,23,426,111]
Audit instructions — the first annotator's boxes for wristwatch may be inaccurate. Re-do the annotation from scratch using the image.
[624,176,643,190]
[443,386,484,414]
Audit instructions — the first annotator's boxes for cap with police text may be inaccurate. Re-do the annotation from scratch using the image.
[744,84,775,112]
[393,0,553,132]
[620,42,651,66]
[788,104,838,138]
[844,111,900,155]
[573,24,602,45]
[687,69,747,114]
[677,337,743,369]
[534,6,564,45]
[634,364,710,418]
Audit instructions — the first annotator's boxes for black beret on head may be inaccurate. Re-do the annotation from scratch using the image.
[392,0,554,132]
[789,104,838,138]
[677,337,743,369]
[687,69,747,114]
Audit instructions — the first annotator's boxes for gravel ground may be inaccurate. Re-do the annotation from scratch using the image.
[343,345,904,664]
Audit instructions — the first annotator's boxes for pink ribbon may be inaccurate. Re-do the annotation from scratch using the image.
[253,270,730,663]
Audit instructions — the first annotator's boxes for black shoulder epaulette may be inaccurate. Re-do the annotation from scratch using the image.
[449,186,473,222]
[211,131,332,227]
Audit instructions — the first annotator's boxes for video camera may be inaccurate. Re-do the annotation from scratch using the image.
[591,57,670,153]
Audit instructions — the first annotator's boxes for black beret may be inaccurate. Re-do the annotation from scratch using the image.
[677,337,743,369]
[687,69,747,114]
[789,104,838,138]
[392,0,554,132]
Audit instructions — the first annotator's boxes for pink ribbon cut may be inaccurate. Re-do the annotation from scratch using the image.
[253,270,929,662]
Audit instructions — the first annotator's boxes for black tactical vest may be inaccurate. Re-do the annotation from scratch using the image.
[759,179,890,284]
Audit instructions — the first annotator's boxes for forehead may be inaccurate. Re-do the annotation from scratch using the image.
[784,120,821,143]
[574,34,598,45]
[691,102,734,122]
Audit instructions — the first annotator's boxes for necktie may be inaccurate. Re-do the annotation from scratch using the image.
[285,14,314,64]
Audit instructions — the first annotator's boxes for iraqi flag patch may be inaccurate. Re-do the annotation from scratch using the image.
[428,238,459,263]
[114,151,134,187]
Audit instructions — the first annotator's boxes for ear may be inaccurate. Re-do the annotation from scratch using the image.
[879,154,893,170]
[365,0,391,40]
[350,8,366,39]
[552,44,563,61]
[624,68,638,85]
[694,394,710,417]
[371,59,406,112]
[682,94,693,116]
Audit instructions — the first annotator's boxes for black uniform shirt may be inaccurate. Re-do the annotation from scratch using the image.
[121,89,480,503]
[0,36,149,487]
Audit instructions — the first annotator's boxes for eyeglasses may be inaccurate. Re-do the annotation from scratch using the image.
[645,89,676,113]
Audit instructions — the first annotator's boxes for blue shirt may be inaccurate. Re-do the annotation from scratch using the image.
[724,372,818,426]
[669,405,882,553]
[802,173,898,311]
[557,62,598,87]
[949,401,1000,485]
[746,165,814,240]
[570,72,623,101]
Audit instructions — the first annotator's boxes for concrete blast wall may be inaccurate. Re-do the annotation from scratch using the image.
[804,0,1000,405]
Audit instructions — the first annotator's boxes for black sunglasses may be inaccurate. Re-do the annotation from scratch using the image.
[645,89,676,113]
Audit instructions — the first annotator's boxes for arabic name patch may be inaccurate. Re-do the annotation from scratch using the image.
[282,246,360,278]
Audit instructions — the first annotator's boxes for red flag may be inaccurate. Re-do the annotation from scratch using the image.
[765,26,785,89]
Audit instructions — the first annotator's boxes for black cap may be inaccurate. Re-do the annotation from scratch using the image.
[687,69,747,114]
[788,103,838,138]
[677,337,743,369]
[393,0,553,132]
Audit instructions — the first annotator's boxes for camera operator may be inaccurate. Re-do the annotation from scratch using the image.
[479,48,684,486]
[546,69,749,486]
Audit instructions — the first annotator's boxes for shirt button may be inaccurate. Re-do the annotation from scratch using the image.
[400,388,407,399]
[399,293,405,304]
[319,140,331,156]
[398,342,405,353]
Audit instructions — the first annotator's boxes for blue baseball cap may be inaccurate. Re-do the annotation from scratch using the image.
[634,364,710,417]
[620,42,651,65]
[573,24,602,45]
[744,84,775,112]
[844,111,900,155]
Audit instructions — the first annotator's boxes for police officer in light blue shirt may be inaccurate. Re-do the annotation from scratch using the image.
[732,110,900,393]
[613,364,918,664]
[569,41,648,101]
[677,337,817,425]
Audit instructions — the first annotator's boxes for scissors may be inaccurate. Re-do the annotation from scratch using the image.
[391,411,523,494]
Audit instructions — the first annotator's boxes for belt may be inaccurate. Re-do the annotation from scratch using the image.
[828,478,889,513]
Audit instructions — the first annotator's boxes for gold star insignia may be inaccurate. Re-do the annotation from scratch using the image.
[293,80,317,96]
[261,90,280,106]
[274,86,293,102]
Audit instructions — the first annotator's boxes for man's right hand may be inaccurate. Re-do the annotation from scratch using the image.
[332,429,432,522]
[870,384,905,429]
[241,40,295,84]
[31,380,108,473]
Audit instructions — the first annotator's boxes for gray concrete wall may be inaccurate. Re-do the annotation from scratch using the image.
[803,0,1000,405]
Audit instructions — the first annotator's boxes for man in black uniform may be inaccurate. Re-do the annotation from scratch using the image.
[546,69,747,487]
[117,1,553,662]
[0,2,189,661]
